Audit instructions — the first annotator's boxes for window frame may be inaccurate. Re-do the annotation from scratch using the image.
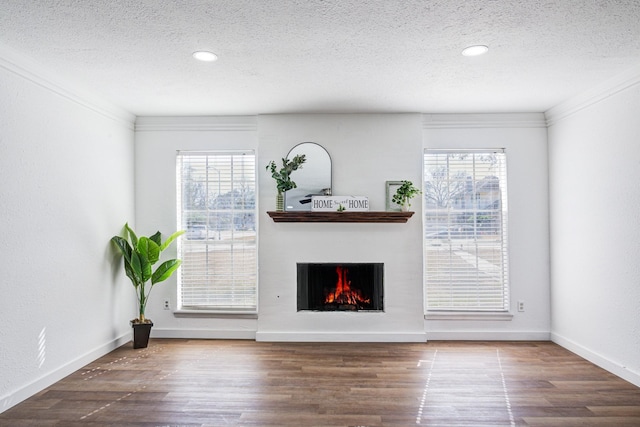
[423,149,511,318]
[176,150,258,315]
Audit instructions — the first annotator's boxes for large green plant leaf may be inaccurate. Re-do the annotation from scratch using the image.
[111,236,132,262]
[138,237,160,265]
[125,223,138,247]
[112,236,140,286]
[140,254,152,283]
[149,231,162,246]
[160,230,185,251]
[124,261,140,288]
[129,250,144,285]
[152,259,182,284]
[131,238,153,282]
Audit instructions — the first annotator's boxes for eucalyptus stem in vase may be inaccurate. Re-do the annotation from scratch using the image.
[266,154,306,211]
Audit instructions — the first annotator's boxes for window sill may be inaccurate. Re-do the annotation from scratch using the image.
[425,311,514,321]
[173,309,258,319]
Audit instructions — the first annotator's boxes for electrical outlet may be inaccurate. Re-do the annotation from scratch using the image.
[163,299,170,310]
[517,300,525,312]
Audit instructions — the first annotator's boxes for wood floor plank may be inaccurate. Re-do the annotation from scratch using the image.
[1,340,639,426]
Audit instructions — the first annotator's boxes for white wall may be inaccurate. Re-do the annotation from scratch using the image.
[135,113,550,342]
[547,76,640,386]
[422,114,551,340]
[134,116,259,338]
[0,56,135,411]
[257,114,426,341]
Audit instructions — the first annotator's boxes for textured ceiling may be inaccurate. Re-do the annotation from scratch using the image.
[1,0,640,116]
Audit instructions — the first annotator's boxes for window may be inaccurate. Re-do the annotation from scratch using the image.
[176,151,257,312]
[423,150,509,312]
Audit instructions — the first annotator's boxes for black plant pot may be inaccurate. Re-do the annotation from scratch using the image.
[131,321,153,349]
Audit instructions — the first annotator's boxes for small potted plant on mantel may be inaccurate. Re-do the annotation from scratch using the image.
[111,223,184,348]
[392,180,421,212]
[266,154,306,211]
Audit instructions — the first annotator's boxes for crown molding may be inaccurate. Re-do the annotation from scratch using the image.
[422,113,547,129]
[545,64,640,126]
[135,115,258,132]
[0,45,135,129]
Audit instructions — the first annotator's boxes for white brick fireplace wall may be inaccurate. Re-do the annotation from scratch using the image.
[256,114,427,341]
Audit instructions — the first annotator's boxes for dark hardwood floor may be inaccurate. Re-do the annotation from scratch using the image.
[1,340,639,426]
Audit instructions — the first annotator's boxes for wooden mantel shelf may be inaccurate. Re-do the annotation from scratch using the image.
[267,211,414,223]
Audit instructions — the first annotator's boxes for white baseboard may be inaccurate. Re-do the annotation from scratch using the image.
[0,333,131,414]
[151,328,256,340]
[255,331,427,342]
[426,331,551,341]
[551,332,640,388]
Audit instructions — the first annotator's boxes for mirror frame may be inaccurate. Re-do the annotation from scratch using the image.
[284,142,332,211]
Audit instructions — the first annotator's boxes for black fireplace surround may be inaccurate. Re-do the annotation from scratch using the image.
[297,263,384,311]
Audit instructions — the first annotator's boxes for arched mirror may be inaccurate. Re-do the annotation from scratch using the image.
[285,142,332,211]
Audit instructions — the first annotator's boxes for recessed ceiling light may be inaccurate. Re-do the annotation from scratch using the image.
[192,51,218,62]
[462,45,489,57]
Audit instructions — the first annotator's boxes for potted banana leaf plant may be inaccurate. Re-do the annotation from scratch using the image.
[111,223,184,348]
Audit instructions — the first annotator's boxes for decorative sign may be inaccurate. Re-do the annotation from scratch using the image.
[311,196,369,212]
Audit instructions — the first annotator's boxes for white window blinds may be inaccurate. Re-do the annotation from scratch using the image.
[424,150,509,312]
[176,151,257,311]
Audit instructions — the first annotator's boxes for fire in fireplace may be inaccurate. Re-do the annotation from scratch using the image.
[297,263,383,311]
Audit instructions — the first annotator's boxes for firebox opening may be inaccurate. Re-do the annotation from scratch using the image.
[297,263,384,312]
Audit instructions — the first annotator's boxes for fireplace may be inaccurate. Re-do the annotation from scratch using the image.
[297,263,384,311]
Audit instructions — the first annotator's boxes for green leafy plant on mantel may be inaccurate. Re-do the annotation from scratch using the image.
[266,154,306,210]
[111,223,184,323]
[392,180,421,211]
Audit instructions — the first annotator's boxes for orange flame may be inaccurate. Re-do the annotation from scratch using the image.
[324,266,371,306]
